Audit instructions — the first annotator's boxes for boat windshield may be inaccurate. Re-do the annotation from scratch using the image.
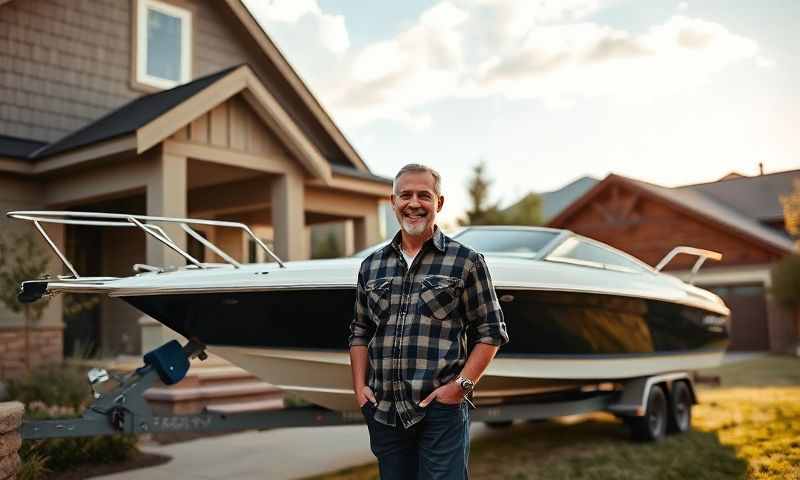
[453,229,558,259]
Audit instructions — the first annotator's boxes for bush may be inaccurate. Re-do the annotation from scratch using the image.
[9,363,139,475]
[20,435,138,473]
[7,364,90,413]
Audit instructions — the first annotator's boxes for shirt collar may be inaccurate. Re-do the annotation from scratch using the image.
[390,225,447,256]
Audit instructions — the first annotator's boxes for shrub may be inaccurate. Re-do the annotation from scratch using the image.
[7,364,90,413]
[20,434,138,473]
[771,254,800,307]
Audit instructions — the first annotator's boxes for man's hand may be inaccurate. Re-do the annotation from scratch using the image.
[357,385,378,408]
[419,381,462,408]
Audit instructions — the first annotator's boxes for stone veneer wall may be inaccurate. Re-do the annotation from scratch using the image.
[0,402,23,480]
[0,326,63,379]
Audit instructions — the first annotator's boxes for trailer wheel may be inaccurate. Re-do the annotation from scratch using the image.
[629,385,667,442]
[667,381,692,434]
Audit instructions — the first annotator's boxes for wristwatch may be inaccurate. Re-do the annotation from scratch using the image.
[455,376,475,394]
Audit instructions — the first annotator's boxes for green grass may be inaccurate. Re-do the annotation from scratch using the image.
[302,355,800,480]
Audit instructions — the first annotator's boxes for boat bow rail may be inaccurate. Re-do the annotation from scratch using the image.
[7,210,286,301]
[655,246,722,284]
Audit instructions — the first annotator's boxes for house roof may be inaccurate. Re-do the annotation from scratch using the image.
[678,169,800,221]
[33,66,239,159]
[541,176,599,221]
[0,134,47,159]
[549,172,796,255]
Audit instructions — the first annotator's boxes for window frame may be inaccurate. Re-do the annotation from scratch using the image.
[133,0,193,91]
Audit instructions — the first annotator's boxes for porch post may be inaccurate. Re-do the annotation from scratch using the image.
[140,149,188,352]
[270,171,307,261]
[353,207,380,251]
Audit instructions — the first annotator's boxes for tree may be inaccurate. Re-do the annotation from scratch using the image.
[459,160,542,226]
[0,232,52,371]
[774,180,800,353]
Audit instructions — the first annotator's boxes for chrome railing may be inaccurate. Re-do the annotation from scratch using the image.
[7,211,285,279]
[655,246,722,283]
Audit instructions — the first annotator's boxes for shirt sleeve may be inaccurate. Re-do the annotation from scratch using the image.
[462,252,509,348]
[348,265,375,348]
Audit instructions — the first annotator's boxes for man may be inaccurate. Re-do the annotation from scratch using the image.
[348,164,509,480]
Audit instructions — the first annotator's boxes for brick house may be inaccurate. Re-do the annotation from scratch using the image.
[0,0,393,378]
[548,170,799,352]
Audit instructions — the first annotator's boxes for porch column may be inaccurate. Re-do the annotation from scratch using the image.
[270,172,307,261]
[140,150,188,352]
[354,207,380,251]
[145,152,188,267]
[343,220,355,256]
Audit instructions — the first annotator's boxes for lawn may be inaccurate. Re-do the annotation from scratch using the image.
[302,355,800,480]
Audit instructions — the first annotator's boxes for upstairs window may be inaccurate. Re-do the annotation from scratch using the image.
[135,0,192,89]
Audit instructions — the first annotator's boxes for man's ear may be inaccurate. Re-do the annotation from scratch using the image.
[390,194,397,207]
[437,195,445,212]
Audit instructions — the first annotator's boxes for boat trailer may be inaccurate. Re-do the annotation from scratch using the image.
[21,340,697,442]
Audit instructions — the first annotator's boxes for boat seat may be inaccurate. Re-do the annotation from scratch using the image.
[142,340,190,385]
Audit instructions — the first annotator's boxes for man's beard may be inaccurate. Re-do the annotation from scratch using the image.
[396,209,431,236]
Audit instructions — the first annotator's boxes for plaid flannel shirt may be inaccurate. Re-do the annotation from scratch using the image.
[348,226,509,429]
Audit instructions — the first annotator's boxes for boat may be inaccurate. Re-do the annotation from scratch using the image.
[9,211,729,412]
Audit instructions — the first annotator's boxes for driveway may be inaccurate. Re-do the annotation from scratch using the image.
[94,423,493,480]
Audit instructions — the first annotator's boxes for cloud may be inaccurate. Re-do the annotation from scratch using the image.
[476,16,758,101]
[323,2,469,129]
[242,0,350,54]
[756,56,776,69]
[245,0,759,130]
[678,2,689,11]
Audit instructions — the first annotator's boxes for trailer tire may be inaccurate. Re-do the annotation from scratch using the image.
[629,384,667,442]
[667,381,692,434]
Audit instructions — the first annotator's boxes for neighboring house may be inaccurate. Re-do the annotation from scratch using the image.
[0,0,392,378]
[504,176,599,223]
[548,169,799,352]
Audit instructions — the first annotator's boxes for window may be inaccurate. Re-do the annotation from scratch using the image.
[547,237,647,272]
[136,0,192,89]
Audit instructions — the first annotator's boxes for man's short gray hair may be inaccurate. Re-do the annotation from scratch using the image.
[393,163,442,196]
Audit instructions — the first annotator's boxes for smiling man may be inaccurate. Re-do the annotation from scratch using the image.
[348,163,509,480]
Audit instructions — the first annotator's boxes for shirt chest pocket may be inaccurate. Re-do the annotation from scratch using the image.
[418,275,463,321]
[366,278,392,323]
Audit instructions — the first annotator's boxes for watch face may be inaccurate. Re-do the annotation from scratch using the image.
[461,379,475,391]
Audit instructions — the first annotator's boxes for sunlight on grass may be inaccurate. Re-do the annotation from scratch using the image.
[302,355,800,480]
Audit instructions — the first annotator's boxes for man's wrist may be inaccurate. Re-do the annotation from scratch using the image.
[455,375,476,393]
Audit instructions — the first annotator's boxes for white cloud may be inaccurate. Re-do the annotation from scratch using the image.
[324,2,469,128]
[678,2,689,11]
[245,0,759,131]
[242,0,350,54]
[476,16,758,101]
[756,56,776,69]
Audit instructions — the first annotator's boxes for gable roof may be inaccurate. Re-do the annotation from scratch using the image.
[33,66,239,159]
[549,173,795,255]
[9,65,343,183]
[678,169,800,221]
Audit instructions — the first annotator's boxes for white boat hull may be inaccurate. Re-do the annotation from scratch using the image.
[209,345,725,411]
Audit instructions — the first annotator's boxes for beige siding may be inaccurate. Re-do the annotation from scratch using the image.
[169,94,289,157]
[0,0,298,144]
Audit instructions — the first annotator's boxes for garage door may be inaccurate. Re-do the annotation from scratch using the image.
[708,284,769,351]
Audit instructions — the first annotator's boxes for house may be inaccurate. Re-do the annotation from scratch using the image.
[504,176,599,223]
[0,0,393,378]
[548,169,799,352]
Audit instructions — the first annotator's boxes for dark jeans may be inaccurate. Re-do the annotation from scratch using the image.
[361,400,470,480]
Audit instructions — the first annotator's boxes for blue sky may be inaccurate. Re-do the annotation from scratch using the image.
[242,0,799,225]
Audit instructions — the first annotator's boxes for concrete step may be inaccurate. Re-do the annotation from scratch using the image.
[206,397,285,414]
[145,380,283,402]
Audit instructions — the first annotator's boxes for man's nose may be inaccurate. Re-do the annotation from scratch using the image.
[408,195,421,207]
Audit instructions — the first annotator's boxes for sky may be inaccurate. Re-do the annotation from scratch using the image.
[241,0,800,225]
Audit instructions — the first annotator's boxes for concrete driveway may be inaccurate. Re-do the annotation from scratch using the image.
[94,423,493,480]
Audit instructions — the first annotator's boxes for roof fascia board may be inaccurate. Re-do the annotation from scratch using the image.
[306,173,392,197]
[240,69,332,183]
[0,157,33,174]
[32,135,137,174]
[222,0,369,173]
